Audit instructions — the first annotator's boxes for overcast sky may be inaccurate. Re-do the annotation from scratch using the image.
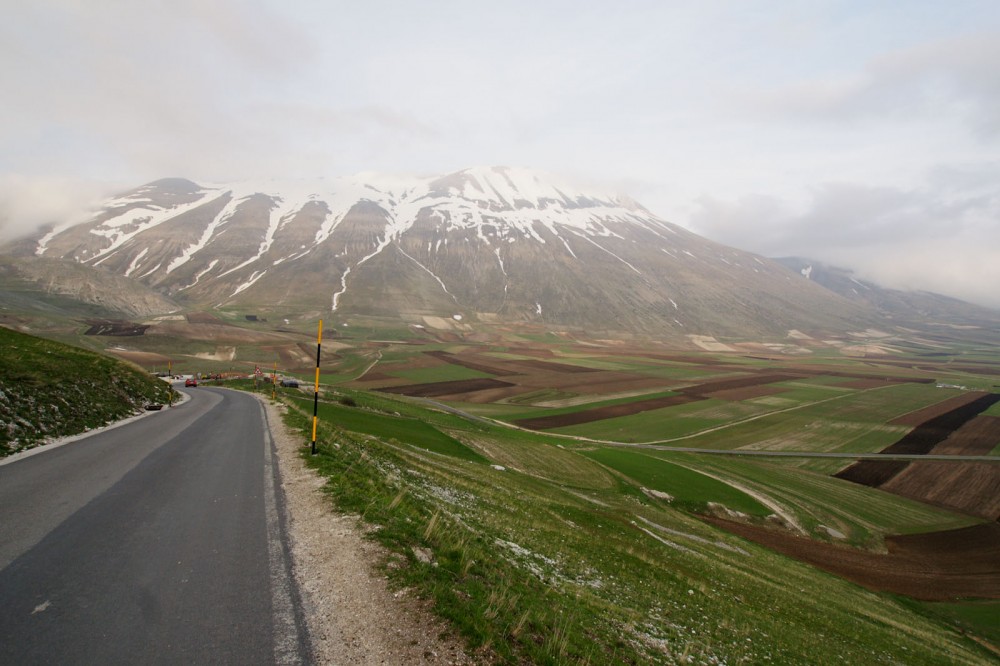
[2,1,999,307]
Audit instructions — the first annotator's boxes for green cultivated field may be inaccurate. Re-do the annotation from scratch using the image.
[17,310,998,663]
[272,335,1000,665]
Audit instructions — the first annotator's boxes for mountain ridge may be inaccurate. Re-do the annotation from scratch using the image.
[5,167,877,338]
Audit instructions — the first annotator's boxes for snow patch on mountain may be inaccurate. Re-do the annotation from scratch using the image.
[87,190,221,266]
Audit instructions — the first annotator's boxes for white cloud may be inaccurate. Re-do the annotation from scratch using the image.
[2,1,1000,310]
[744,30,1000,137]
[0,175,116,242]
[689,162,1000,308]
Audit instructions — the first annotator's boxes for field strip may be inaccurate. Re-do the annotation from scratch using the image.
[353,350,383,381]
[412,394,1000,461]
[631,383,899,446]
[666,463,806,534]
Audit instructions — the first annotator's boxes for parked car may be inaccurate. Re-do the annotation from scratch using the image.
[279,378,300,388]
[185,378,197,387]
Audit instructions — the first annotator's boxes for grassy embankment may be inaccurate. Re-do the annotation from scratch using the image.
[0,326,174,456]
[274,384,995,665]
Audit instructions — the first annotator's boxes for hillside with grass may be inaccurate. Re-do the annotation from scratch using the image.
[0,326,175,456]
[220,323,999,663]
[246,370,998,665]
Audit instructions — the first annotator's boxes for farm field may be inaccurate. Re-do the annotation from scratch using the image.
[252,329,1000,663]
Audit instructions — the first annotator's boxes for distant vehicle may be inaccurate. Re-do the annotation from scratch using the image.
[185,378,197,387]
[145,403,164,410]
[279,378,300,388]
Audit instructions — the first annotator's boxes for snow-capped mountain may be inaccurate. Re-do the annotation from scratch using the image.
[14,167,870,336]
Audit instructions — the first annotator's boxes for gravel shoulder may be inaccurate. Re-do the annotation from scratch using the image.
[262,398,481,665]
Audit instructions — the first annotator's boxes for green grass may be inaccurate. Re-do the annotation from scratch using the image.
[0,326,175,455]
[288,394,489,463]
[652,452,981,545]
[581,447,771,516]
[549,399,734,442]
[915,600,1000,647]
[282,394,996,665]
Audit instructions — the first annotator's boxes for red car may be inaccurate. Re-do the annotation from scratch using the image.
[184,378,197,387]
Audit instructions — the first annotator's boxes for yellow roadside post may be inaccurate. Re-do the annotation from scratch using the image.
[311,320,323,455]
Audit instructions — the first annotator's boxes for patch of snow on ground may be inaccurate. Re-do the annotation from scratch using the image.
[230,269,267,297]
[123,248,149,277]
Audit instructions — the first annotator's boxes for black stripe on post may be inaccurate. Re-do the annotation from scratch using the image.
[311,320,323,455]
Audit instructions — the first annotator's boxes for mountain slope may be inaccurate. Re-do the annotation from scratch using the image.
[7,168,873,337]
[776,257,1000,333]
[0,254,179,319]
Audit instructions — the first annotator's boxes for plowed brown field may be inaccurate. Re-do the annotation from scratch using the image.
[880,461,1000,520]
[513,394,702,430]
[704,385,788,401]
[891,391,995,427]
[679,373,804,396]
[931,416,1000,456]
[381,378,515,398]
[423,351,520,376]
[704,519,1000,600]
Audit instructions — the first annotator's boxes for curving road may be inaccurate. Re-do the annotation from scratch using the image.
[0,386,310,664]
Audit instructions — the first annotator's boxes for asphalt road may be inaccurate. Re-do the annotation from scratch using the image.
[0,387,310,664]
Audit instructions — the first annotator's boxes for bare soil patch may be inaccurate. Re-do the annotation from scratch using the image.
[148,321,291,344]
[704,518,1000,601]
[891,391,995,427]
[510,371,666,394]
[882,393,1000,455]
[835,459,910,487]
[185,311,224,324]
[502,358,600,374]
[513,394,703,430]
[105,349,171,365]
[838,378,903,389]
[83,319,149,336]
[880,461,1000,520]
[503,346,555,358]
[354,371,394,383]
[423,351,519,376]
[433,386,535,404]
[705,385,788,401]
[931,415,1000,456]
[837,393,1000,519]
[679,373,804,396]
[381,378,515,398]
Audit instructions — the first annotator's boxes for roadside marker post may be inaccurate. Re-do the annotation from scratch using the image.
[311,319,323,455]
[272,361,276,401]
